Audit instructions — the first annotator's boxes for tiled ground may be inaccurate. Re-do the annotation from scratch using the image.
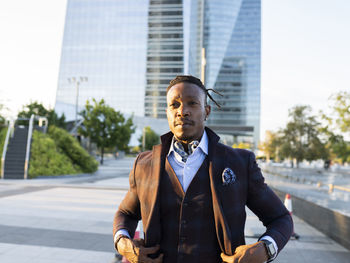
[0,186,124,263]
[0,157,349,262]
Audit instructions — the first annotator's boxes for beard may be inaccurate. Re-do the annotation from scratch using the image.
[172,124,203,144]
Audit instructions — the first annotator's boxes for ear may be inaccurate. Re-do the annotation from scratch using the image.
[205,104,211,119]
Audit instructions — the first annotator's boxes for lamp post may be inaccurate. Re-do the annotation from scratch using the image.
[68,76,88,130]
[201,47,206,85]
[142,126,146,152]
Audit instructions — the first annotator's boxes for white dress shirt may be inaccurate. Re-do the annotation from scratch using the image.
[167,130,208,192]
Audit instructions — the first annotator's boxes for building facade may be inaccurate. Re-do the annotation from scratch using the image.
[55,0,261,146]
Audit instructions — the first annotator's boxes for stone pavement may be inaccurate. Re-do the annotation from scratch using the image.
[0,157,349,263]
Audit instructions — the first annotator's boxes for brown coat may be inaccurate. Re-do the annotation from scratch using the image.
[113,127,293,256]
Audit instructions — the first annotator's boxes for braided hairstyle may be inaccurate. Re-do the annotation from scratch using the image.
[166,75,222,108]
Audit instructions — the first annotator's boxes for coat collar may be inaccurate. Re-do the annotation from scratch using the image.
[160,126,220,152]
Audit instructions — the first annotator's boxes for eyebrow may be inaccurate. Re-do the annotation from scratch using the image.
[187,96,200,100]
[170,95,200,100]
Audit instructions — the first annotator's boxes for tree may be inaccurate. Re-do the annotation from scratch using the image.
[0,114,5,128]
[279,105,327,167]
[0,103,6,127]
[319,91,350,163]
[232,142,252,150]
[79,99,135,164]
[330,91,350,135]
[0,115,4,127]
[258,130,282,161]
[17,101,66,128]
[320,126,350,164]
[138,126,160,151]
[327,134,350,164]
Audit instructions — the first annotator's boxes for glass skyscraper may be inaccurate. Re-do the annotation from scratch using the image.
[55,0,261,146]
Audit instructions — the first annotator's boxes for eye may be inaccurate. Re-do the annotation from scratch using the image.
[189,101,197,105]
[169,102,179,108]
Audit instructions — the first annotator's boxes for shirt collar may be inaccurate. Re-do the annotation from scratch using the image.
[167,130,208,157]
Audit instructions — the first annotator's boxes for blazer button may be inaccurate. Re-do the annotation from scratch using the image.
[183,202,188,207]
[180,236,186,242]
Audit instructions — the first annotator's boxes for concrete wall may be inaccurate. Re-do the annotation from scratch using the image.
[272,188,350,251]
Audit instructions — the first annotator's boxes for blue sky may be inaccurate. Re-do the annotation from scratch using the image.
[0,0,349,140]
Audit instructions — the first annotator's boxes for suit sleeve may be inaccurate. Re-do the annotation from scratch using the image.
[113,154,142,238]
[246,152,293,252]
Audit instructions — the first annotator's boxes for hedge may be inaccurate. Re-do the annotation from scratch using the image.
[29,131,80,178]
[48,126,98,173]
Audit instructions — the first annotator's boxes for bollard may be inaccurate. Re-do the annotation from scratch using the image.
[328,184,334,194]
[284,194,300,239]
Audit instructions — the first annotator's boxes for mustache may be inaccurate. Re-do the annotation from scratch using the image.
[175,118,194,126]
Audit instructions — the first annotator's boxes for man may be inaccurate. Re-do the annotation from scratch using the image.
[113,75,293,263]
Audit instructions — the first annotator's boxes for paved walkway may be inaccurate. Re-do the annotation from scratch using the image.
[0,157,349,262]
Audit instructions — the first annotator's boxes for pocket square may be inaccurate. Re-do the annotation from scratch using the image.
[222,167,236,186]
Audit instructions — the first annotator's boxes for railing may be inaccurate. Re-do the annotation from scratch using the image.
[326,183,350,194]
[23,115,48,179]
[24,115,35,180]
[263,168,350,194]
[1,120,14,179]
[1,116,48,180]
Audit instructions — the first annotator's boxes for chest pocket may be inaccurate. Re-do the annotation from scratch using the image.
[218,169,247,217]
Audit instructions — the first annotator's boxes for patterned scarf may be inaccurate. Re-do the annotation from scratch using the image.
[173,139,199,163]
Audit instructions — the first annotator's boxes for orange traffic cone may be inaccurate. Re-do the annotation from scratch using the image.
[284,194,299,239]
[122,221,143,263]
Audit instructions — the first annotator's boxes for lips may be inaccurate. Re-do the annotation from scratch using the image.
[175,120,194,127]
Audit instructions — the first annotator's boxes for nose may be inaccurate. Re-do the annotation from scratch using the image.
[176,104,190,117]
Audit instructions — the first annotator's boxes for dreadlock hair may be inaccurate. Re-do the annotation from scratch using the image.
[166,75,222,108]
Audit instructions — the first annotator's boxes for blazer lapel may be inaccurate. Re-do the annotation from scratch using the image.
[207,128,233,255]
[143,132,172,246]
[143,144,162,246]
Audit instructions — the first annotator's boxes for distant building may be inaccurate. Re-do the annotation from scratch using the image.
[55,0,260,147]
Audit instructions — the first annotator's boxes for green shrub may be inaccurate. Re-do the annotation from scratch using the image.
[0,128,7,171]
[29,131,80,178]
[48,126,98,173]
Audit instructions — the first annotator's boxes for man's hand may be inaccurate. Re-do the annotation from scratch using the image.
[221,241,268,263]
[116,237,163,263]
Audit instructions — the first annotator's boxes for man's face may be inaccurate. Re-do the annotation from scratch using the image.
[166,82,211,143]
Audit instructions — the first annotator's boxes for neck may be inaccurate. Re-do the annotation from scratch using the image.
[175,140,194,154]
[174,131,204,149]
